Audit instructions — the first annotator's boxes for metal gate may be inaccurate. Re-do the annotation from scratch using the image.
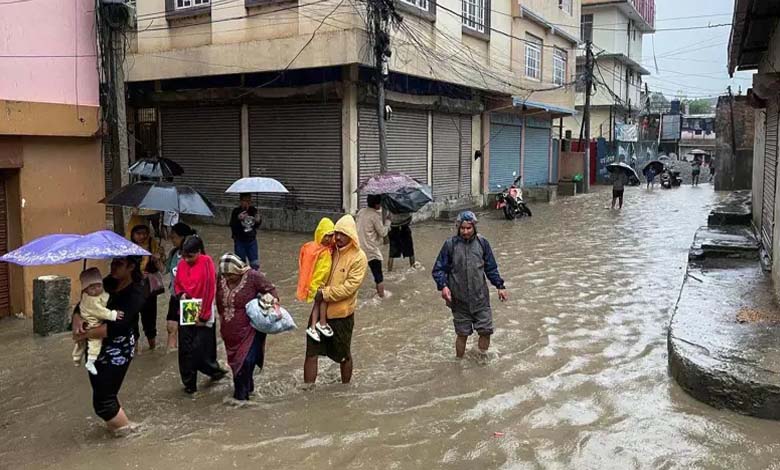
[0,176,8,317]
[161,107,242,205]
[488,119,522,190]
[358,106,428,186]
[249,102,342,210]
[523,117,552,186]
[433,113,471,198]
[762,99,779,260]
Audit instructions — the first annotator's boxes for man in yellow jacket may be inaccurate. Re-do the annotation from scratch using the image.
[304,214,368,384]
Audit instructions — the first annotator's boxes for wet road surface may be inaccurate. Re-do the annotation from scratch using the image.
[2,185,780,469]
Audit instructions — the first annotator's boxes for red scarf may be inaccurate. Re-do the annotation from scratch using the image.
[174,254,216,322]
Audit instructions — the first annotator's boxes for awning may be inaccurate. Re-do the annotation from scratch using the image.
[512,97,577,117]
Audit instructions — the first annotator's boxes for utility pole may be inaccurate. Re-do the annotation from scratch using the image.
[369,0,392,174]
[583,40,593,193]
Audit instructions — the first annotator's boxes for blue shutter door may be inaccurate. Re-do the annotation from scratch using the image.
[523,126,551,186]
[488,123,522,190]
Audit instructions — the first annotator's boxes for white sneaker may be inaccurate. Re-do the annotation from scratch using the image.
[85,361,98,375]
[306,327,321,342]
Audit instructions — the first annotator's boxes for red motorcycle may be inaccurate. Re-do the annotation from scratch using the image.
[496,176,532,220]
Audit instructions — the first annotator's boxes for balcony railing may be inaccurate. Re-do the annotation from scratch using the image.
[629,0,654,29]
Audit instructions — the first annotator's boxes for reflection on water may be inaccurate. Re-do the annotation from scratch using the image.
[2,186,780,469]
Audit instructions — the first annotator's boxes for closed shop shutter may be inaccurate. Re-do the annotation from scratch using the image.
[488,121,522,190]
[0,176,8,317]
[358,106,428,185]
[762,99,779,260]
[249,102,342,210]
[161,107,242,205]
[460,115,472,196]
[523,120,551,186]
[432,113,472,198]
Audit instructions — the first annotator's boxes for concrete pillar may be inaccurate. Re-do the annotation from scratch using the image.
[241,104,250,177]
[471,114,480,197]
[481,112,490,194]
[341,65,359,213]
[33,275,71,336]
[427,111,433,185]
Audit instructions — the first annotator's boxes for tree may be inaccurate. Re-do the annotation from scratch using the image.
[683,98,714,115]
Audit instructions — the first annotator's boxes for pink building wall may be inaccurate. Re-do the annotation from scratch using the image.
[0,0,99,107]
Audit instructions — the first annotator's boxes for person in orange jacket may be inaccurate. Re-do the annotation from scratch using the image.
[296,218,335,342]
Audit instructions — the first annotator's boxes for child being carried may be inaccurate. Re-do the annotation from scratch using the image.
[296,218,335,342]
[72,268,124,375]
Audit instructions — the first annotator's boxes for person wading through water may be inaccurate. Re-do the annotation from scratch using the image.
[432,211,508,358]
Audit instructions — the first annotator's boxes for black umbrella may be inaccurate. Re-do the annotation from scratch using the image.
[643,160,665,175]
[100,181,215,217]
[607,162,639,179]
[128,158,184,179]
[382,185,433,214]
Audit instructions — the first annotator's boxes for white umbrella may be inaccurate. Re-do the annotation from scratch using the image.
[225,177,289,194]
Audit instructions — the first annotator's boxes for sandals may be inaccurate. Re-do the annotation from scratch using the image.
[315,323,334,338]
[306,327,321,342]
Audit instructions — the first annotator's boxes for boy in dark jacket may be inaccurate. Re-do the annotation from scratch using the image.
[230,193,261,270]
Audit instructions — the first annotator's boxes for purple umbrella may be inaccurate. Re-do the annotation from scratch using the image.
[357,172,423,195]
[0,230,151,266]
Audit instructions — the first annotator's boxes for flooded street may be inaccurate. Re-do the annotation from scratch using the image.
[3,185,780,469]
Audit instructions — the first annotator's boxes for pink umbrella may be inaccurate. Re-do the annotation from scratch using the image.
[357,172,423,195]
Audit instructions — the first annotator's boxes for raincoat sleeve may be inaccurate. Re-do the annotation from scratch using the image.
[322,254,367,303]
[480,237,505,290]
[309,251,332,300]
[432,240,452,291]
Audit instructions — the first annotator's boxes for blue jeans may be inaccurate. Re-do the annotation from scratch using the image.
[234,239,259,270]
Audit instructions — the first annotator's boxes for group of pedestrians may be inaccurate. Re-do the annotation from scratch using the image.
[69,193,508,436]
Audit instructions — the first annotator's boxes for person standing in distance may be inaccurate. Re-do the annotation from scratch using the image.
[230,193,262,270]
[432,211,508,358]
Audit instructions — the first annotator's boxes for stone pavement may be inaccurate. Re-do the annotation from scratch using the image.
[668,191,780,420]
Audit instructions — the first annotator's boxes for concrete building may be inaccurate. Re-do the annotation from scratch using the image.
[123,0,578,229]
[728,0,780,291]
[679,113,716,161]
[713,96,753,191]
[564,0,654,147]
[0,0,104,317]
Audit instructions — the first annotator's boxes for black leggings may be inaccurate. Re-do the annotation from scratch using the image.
[135,294,158,341]
[178,325,224,391]
[89,360,131,421]
[233,333,266,400]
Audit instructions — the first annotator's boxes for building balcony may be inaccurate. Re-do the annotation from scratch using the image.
[582,0,655,32]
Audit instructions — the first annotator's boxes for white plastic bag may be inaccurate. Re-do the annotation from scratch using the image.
[245,298,297,335]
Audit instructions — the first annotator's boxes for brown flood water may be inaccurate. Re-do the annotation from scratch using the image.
[2,185,780,469]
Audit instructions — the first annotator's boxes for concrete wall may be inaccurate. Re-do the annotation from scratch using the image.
[4,136,105,316]
[0,0,98,106]
[714,95,754,191]
[752,108,766,229]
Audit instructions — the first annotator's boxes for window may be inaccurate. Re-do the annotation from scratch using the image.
[176,0,209,9]
[581,14,593,42]
[525,35,542,80]
[462,0,486,33]
[401,0,429,12]
[553,49,567,86]
[575,63,585,92]
[559,0,572,15]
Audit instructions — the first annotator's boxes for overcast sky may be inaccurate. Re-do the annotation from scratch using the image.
[642,0,752,100]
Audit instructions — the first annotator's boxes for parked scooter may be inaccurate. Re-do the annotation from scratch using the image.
[660,168,682,189]
[496,175,532,220]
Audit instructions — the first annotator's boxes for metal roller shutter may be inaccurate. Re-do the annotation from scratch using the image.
[432,113,462,198]
[161,107,242,205]
[0,176,8,317]
[358,106,428,185]
[460,115,472,196]
[249,102,342,210]
[523,123,551,186]
[763,99,779,260]
[488,122,522,190]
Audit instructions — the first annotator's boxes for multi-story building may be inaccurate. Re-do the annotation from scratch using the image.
[124,0,579,229]
[0,0,105,317]
[564,0,654,145]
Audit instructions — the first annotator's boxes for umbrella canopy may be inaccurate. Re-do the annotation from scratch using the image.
[382,185,433,214]
[358,172,423,195]
[0,230,150,266]
[607,162,638,177]
[688,149,709,155]
[101,181,215,217]
[225,177,289,194]
[128,158,184,179]
[643,160,665,174]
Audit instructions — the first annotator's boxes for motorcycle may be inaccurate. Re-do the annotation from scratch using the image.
[496,176,532,220]
[660,168,682,189]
